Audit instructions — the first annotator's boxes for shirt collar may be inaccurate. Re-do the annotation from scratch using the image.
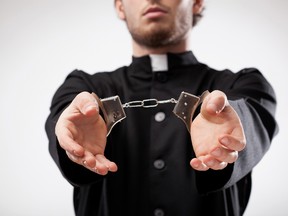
[129,51,199,76]
[150,54,168,72]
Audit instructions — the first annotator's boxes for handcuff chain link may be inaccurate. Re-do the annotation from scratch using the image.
[122,98,178,108]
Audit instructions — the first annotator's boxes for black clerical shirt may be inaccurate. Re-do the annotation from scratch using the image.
[45,51,278,216]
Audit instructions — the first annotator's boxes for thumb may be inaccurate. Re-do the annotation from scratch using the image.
[71,91,99,116]
[201,90,227,118]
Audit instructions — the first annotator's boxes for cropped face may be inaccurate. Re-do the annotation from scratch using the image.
[115,0,199,48]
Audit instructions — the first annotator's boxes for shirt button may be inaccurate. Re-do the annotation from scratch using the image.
[154,208,165,216]
[155,112,166,122]
[154,159,165,170]
[156,73,168,82]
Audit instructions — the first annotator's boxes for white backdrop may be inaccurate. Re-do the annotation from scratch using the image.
[0,0,287,215]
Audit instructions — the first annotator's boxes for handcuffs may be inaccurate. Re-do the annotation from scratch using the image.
[92,91,209,136]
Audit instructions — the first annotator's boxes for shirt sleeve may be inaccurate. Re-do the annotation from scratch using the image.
[45,70,106,186]
[195,68,278,194]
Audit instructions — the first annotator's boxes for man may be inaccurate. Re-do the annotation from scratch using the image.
[45,0,278,215]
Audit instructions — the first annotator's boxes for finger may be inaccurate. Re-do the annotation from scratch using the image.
[66,151,82,164]
[201,90,227,117]
[190,158,209,171]
[56,127,85,157]
[66,150,96,169]
[219,135,246,151]
[82,152,97,169]
[202,155,228,170]
[210,146,238,164]
[95,154,118,175]
[71,92,99,116]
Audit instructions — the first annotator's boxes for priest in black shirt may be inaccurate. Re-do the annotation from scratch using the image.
[45,0,278,215]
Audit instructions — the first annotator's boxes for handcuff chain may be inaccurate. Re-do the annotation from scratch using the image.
[122,98,178,108]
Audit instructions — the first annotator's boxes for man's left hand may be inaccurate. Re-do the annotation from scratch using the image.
[190,90,246,171]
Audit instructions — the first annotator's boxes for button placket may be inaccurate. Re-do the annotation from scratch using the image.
[150,72,170,216]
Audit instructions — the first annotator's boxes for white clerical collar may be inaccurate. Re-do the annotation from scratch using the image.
[149,54,168,72]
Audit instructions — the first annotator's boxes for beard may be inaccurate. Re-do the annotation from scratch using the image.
[126,14,191,49]
[129,24,177,48]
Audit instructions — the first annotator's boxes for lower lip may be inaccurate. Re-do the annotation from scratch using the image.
[144,11,167,19]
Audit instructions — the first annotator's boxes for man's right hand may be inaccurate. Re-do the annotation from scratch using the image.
[55,91,118,175]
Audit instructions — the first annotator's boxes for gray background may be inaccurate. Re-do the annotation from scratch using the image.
[0,0,287,215]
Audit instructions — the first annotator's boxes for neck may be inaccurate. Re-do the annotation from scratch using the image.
[132,36,190,57]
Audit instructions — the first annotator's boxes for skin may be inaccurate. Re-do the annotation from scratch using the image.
[55,0,246,174]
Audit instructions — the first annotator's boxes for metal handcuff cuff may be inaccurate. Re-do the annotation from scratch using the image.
[92,91,210,136]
